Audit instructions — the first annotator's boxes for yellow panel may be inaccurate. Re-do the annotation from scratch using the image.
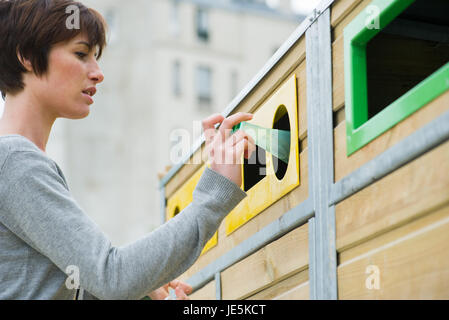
[225,75,300,235]
[166,165,218,255]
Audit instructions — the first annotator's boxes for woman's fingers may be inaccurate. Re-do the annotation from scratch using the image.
[235,139,256,164]
[225,130,255,147]
[244,136,257,159]
[225,130,256,161]
[218,112,253,142]
[202,113,224,145]
[175,286,189,300]
[167,279,193,300]
[169,280,193,294]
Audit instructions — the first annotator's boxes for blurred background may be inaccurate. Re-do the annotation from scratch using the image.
[0,0,320,246]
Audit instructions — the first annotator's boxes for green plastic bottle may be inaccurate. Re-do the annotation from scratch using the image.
[232,122,290,164]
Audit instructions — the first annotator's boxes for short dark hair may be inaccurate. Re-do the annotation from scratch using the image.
[0,0,107,98]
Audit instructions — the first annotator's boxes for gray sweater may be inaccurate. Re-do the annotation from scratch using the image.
[0,135,246,300]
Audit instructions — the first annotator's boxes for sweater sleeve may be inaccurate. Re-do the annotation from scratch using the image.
[0,150,246,300]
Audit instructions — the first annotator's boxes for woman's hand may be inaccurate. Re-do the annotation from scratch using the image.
[202,112,256,187]
[147,280,193,300]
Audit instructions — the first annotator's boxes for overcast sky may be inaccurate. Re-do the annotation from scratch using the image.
[266,0,321,14]
[290,0,321,14]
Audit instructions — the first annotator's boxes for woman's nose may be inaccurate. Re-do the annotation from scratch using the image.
[89,63,104,84]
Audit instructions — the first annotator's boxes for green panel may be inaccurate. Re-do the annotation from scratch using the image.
[348,63,449,155]
[343,0,449,156]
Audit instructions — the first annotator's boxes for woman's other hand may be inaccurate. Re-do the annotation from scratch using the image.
[202,112,256,187]
[147,280,193,300]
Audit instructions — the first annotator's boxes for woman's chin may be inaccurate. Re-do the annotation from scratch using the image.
[62,106,91,119]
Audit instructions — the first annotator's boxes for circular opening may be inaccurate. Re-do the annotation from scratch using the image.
[272,105,290,180]
[173,206,180,217]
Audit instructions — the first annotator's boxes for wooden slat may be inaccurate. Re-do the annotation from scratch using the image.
[221,223,308,300]
[297,60,308,140]
[333,107,346,129]
[247,269,309,300]
[274,281,309,300]
[180,149,309,280]
[336,140,449,252]
[330,0,363,29]
[332,0,371,41]
[332,35,345,112]
[338,204,449,299]
[189,280,216,300]
[334,89,449,182]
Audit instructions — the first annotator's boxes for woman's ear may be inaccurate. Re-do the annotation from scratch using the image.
[16,52,33,72]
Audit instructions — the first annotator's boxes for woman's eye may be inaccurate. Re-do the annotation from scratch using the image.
[75,52,87,59]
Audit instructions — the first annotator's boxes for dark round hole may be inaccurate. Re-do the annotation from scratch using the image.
[272,105,290,180]
[173,206,180,217]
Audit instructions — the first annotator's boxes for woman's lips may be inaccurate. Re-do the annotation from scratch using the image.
[82,92,94,104]
[82,87,96,104]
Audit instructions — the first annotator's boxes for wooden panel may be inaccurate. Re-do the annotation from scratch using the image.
[297,61,308,140]
[180,149,309,280]
[332,0,371,40]
[247,269,309,300]
[275,281,309,300]
[334,89,449,182]
[336,139,449,252]
[332,35,345,112]
[338,204,449,299]
[333,107,346,129]
[331,0,363,30]
[189,280,216,300]
[221,223,308,300]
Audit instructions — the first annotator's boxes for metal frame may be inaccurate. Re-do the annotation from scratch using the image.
[159,0,449,300]
[215,272,222,300]
[305,8,337,299]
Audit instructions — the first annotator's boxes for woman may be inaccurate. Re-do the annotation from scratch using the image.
[0,0,255,300]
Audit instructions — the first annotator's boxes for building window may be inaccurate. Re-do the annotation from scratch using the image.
[172,61,181,97]
[196,7,209,42]
[170,0,180,37]
[196,66,212,110]
[344,0,449,155]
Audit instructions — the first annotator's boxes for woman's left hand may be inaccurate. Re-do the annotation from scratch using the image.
[147,280,193,300]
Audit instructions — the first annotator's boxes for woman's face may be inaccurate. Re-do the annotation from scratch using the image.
[31,33,104,119]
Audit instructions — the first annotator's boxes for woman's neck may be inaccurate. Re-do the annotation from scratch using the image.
[0,93,56,153]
